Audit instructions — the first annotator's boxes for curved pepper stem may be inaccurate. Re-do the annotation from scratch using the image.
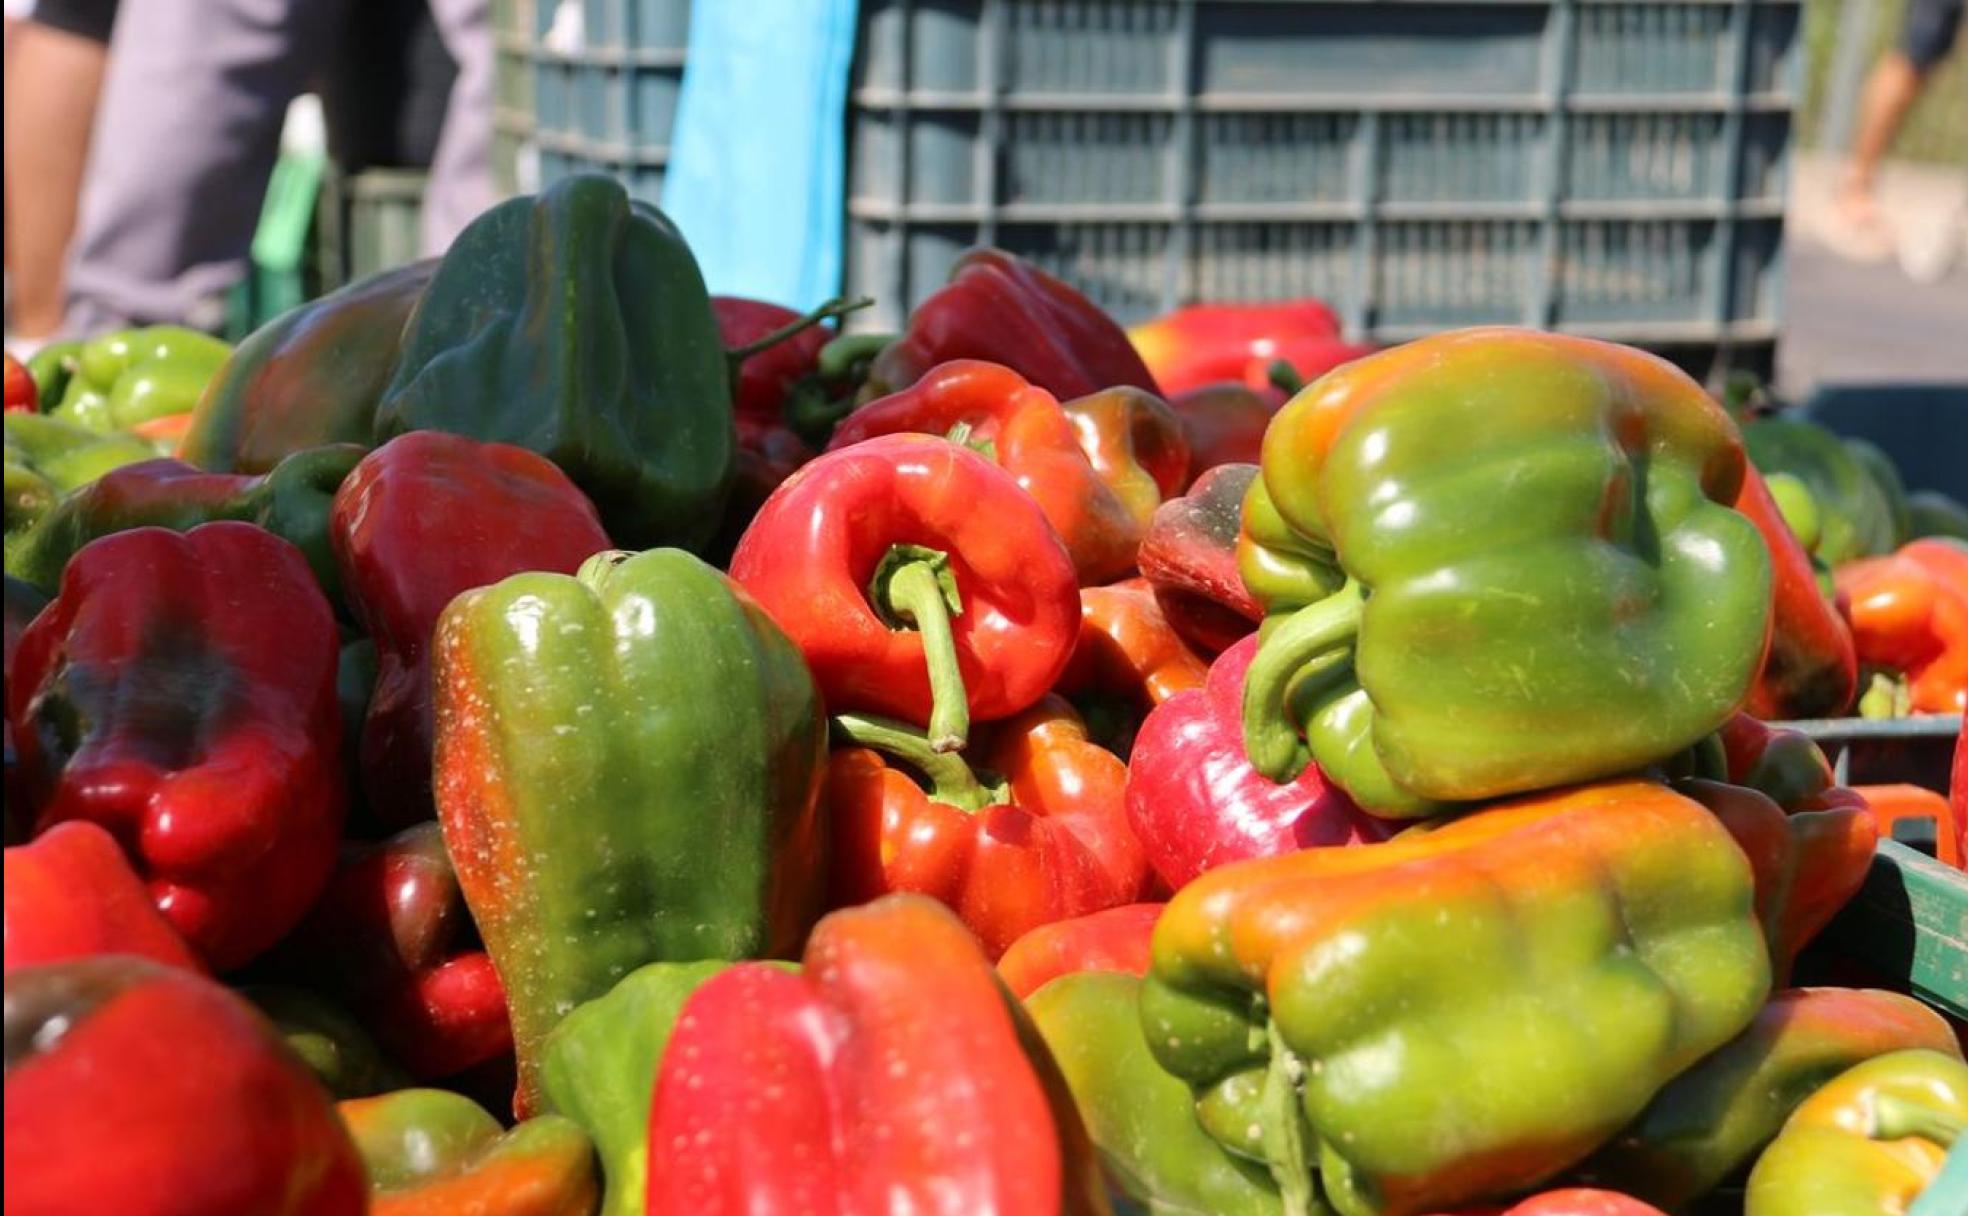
[723,296,874,368]
[1242,581,1365,782]
[817,332,893,381]
[830,714,1007,812]
[869,545,971,752]
[1872,1093,1966,1148]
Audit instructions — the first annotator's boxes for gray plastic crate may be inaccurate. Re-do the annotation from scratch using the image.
[315,168,427,292]
[844,0,1801,361]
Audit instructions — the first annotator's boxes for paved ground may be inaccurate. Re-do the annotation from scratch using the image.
[1780,153,1968,397]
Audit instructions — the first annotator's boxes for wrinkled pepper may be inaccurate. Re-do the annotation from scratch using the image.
[4,955,366,1216]
[340,1087,598,1216]
[830,360,1188,584]
[6,446,363,606]
[4,352,34,413]
[7,522,346,969]
[539,960,759,1216]
[730,433,1079,751]
[1126,634,1391,890]
[1056,578,1208,757]
[644,894,1111,1216]
[866,247,1159,401]
[1141,461,1263,654]
[3,575,47,842]
[333,432,611,828]
[290,822,512,1079]
[1169,382,1280,485]
[998,902,1161,1000]
[1737,463,1860,719]
[1240,328,1771,817]
[1743,417,1907,565]
[1745,1049,1968,1216]
[1576,987,1962,1207]
[1835,538,1968,715]
[1030,971,1282,1216]
[246,984,409,1099]
[432,547,826,1115]
[824,696,1152,959]
[1128,300,1371,399]
[374,175,732,551]
[179,259,436,472]
[3,819,203,973]
[1142,779,1771,1216]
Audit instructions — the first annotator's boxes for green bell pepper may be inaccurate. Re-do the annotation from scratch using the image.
[1238,329,1771,816]
[243,984,409,1099]
[1908,489,1968,541]
[48,326,231,436]
[374,175,733,551]
[339,1087,599,1216]
[1029,971,1282,1216]
[432,547,827,1116]
[1743,418,1906,565]
[3,413,158,563]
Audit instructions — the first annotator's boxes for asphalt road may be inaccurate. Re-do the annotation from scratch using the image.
[1779,236,1968,397]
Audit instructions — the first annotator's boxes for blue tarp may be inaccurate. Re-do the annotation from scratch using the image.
[662,0,859,309]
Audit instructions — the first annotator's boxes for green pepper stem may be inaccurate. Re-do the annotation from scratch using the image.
[870,546,971,752]
[1268,359,1306,397]
[724,296,875,367]
[1873,1094,1966,1148]
[830,714,1006,811]
[1242,582,1365,782]
[1263,1019,1323,1216]
[817,332,893,381]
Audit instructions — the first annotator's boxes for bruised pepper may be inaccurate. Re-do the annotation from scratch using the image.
[829,360,1188,585]
[432,547,827,1116]
[730,433,1079,752]
[1239,328,1771,817]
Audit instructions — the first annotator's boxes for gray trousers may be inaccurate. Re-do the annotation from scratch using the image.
[65,0,492,333]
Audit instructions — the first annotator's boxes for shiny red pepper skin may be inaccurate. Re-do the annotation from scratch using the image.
[4,955,367,1216]
[290,822,512,1079]
[645,894,1111,1216]
[1125,634,1391,889]
[1421,1190,1669,1216]
[1128,300,1372,398]
[868,248,1159,401]
[4,352,37,413]
[1136,462,1263,655]
[1737,465,1859,719]
[6,523,345,970]
[730,434,1079,733]
[331,432,611,829]
[3,820,203,974]
[997,902,1161,1000]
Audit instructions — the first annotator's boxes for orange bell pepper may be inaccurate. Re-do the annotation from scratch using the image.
[997,902,1161,1000]
[1835,538,1968,714]
[1057,579,1207,756]
[1853,783,1962,868]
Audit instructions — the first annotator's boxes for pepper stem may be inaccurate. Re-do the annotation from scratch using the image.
[1268,358,1306,397]
[1872,1094,1966,1148]
[724,296,875,367]
[830,714,1007,811]
[1242,582,1365,782]
[869,545,971,752]
[817,332,893,381]
[1262,1018,1323,1216]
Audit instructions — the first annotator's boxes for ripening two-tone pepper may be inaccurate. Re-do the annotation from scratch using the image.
[644,895,1111,1216]
[7,522,346,969]
[432,547,827,1116]
[1141,779,1770,1216]
[339,1088,598,1216]
[731,433,1080,751]
[1142,461,1264,655]
[1239,328,1771,818]
[1128,299,1372,399]
[829,360,1189,584]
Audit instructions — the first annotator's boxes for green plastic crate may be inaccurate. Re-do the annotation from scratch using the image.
[1815,840,1968,1021]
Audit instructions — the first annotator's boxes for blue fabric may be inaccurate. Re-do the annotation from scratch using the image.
[663,0,858,309]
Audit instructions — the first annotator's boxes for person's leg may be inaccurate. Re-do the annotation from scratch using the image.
[420,0,496,256]
[63,0,346,333]
[1835,0,1963,248]
[4,8,114,338]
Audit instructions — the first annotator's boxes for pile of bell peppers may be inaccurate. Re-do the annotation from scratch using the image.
[5,174,1966,1216]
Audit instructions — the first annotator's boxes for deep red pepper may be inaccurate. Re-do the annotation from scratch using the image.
[1125,633,1391,889]
[4,351,37,413]
[712,297,829,516]
[1737,464,1859,719]
[331,432,611,829]
[6,522,345,970]
[866,248,1159,401]
[4,576,49,844]
[3,820,204,974]
[730,433,1079,750]
[997,902,1161,1000]
[1127,299,1371,398]
[830,360,1186,585]
[290,822,512,1079]
[1136,461,1264,655]
[1167,382,1277,485]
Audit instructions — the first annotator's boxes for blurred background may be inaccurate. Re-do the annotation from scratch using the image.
[4,0,1964,399]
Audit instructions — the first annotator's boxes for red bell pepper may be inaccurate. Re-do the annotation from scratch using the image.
[713,296,832,523]
[731,433,1079,750]
[331,431,611,829]
[7,522,345,969]
[1167,382,1277,484]
[867,247,1159,401]
[1137,461,1263,655]
[1422,1191,1669,1216]
[1738,464,1859,719]
[4,576,49,843]
[1056,578,1207,757]
[1125,633,1392,889]
[3,820,203,973]
[4,351,36,413]
[644,894,1109,1216]
[1835,537,1968,714]
[1128,300,1356,396]
[997,902,1161,1000]
[4,955,366,1215]
[825,695,1151,959]
[830,360,1186,584]
[291,822,512,1079]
